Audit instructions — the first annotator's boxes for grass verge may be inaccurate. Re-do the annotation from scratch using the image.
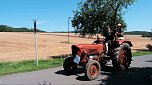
[0,58,64,76]
[0,51,152,76]
[133,51,152,57]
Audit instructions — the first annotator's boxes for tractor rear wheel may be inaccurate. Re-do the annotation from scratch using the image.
[86,60,101,80]
[112,43,132,72]
[63,57,77,74]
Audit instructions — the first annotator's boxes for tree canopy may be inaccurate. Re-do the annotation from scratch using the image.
[72,0,136,37]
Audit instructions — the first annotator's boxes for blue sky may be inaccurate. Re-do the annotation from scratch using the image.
[0,0,152,32]
[125,0,152,32]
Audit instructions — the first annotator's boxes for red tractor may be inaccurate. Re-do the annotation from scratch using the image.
[63,24,133,80]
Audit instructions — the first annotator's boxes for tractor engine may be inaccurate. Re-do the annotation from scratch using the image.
[71,44,105,64]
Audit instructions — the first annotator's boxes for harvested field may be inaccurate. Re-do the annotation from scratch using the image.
[0,32,151,62]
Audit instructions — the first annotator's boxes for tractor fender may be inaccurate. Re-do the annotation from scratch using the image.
[121,41,133,47]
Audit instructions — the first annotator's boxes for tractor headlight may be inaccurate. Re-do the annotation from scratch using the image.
[89,56,93,59]
[73,55,80,64]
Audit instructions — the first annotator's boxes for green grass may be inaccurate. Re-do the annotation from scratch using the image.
[0,58,64,76]
[133,51,152,57]
[0,51,152,76]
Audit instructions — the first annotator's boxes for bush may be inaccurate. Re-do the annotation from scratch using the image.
[141,32,152,37]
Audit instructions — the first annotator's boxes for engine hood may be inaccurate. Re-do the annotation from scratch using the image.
[72,44,105,55]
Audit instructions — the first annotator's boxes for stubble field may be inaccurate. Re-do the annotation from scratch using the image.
[0,32,151,62]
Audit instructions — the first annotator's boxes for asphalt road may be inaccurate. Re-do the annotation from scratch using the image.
[0,55,152,85]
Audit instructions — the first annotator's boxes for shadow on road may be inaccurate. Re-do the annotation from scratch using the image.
[55,66,115,81]
[145,60,152,62]
[55,66,152,85]
[55,70,69,76]
[55,67,85,76]
[100,67,152,85]
[75,65,115,81]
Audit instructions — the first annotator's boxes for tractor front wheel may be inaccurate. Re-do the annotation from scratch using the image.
[63,57,77,74]
[86,60,101,80]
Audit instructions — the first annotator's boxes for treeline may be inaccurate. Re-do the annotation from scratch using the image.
[0,25,45,32]
[49,31,75,33]
[125,31,152,37]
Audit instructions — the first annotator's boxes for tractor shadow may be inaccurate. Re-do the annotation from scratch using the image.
[55,67,85,76]
[55,63,152,85]
[55,65,116,81]
[75,65,115,81]
[75,66,152,84]
[55,65,152,84]
[55,70,69,76]
[55,67,90,81]
[100,67,152,85]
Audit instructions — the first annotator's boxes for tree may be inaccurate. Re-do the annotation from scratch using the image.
[72,0,136,37]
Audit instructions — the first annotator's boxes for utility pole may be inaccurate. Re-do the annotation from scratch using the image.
[33,19,38,66]
[68,17,71,43]
[151,29,152,40]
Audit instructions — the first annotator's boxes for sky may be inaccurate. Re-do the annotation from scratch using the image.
[0,0,152,32]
